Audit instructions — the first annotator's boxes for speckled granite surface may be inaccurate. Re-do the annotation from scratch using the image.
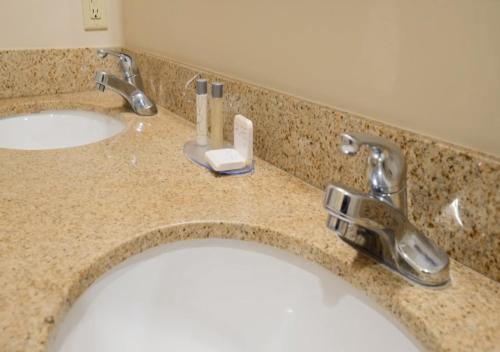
[1,47,498,281]
[0,48,120,99]
[125,48,500,283]
[0,92,499,352]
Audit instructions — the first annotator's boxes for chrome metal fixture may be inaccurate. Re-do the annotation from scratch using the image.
[324,132,450,287]
[95,49,157,116]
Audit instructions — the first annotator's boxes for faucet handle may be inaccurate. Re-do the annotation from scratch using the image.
[97,49,137,79]
[340,132,406,196]
[97,49,144,90]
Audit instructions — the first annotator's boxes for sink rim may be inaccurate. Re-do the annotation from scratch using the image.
[50,237,423,352]
[43,222,433,352]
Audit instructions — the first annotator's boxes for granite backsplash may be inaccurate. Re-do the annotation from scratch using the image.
[0,48,119,99]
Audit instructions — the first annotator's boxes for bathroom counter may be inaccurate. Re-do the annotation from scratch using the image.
[0,92,499,352]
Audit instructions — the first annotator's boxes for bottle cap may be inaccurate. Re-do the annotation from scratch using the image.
[212,82,224,98]
[196,79,208,95]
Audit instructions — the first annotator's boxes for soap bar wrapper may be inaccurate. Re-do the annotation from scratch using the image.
[234,114,253,164]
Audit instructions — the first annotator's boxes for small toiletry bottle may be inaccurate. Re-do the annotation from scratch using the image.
[196,79,208,146]
[210,82,224,149]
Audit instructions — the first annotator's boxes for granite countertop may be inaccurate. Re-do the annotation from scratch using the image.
[0,91,499,352]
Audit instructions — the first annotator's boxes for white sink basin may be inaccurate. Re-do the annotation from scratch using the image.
[51,239,420,352]
[0,110,124,150]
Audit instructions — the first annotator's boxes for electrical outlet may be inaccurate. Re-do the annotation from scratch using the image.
[82,0,108,31]
[90,0,102,20]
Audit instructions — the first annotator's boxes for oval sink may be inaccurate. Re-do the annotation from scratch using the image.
[51,240,420,352]
[0,110,124,150]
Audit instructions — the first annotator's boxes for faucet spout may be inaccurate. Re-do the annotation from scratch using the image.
[95,50,157,116]
[324,183,450,287]
[95,71,157,116]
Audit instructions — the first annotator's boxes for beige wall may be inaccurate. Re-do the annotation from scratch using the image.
[0,0,123,49]
[123,0,500,156]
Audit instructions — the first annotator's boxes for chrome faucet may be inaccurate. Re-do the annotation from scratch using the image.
[324,132,450,287]
[95,49,157,116]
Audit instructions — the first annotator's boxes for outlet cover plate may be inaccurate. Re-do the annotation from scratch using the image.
[82,0,108,31]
